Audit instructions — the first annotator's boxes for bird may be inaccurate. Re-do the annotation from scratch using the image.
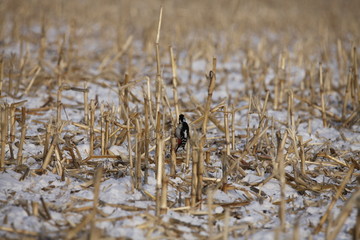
[175,114,190,152]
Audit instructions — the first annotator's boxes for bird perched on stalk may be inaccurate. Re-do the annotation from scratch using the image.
[175,114,190,152]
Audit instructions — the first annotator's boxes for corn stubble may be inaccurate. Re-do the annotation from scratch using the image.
[0,0,359,239]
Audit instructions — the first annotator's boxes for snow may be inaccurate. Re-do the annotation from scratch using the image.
[1,83,359,238]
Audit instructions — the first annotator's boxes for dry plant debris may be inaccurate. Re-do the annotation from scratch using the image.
[0,0,359,239]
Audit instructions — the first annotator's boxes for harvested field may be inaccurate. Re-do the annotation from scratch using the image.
[0,0,359,239]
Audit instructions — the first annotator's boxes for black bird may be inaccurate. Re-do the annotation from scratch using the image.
[175,114,190,152]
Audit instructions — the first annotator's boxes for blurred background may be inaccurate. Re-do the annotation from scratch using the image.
[1,0,359,53]
[0,0,359,92]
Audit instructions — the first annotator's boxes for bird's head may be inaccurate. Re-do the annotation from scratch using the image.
[179,114,185,123]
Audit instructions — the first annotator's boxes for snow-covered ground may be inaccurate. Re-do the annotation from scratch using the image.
[0,3,359,239]
[1,51,359,239]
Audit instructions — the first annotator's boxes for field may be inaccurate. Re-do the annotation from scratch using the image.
[0,0,360,239]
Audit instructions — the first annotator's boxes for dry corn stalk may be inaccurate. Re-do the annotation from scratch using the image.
[202,68,216,147]
[313,164,355,234]
[276,130,288,232]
